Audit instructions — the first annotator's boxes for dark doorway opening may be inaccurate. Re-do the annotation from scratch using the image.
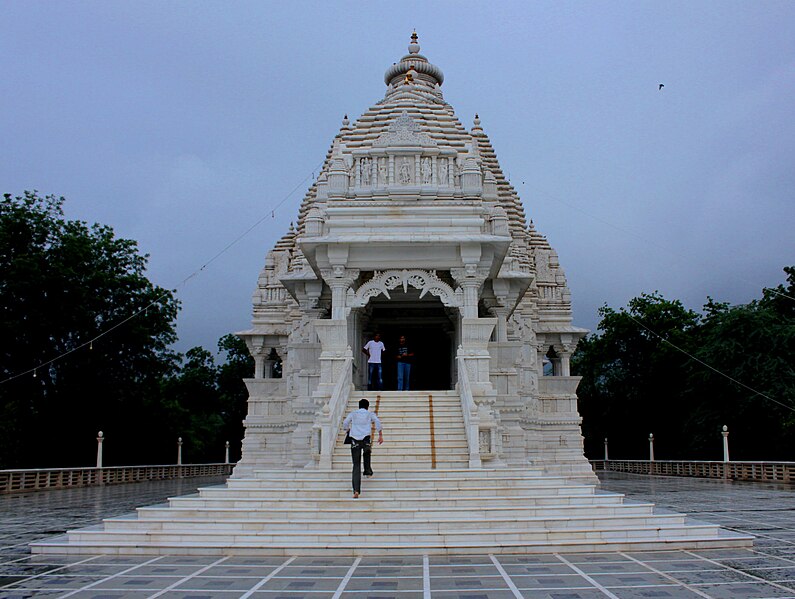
[361,290,455,391]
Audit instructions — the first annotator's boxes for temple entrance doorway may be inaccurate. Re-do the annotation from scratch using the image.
[356,289,456,391]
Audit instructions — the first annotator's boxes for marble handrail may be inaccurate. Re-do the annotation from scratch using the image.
[318,356,353,469]
[592,459,795,483]
[0,463,233,494]
[456,356,481,468]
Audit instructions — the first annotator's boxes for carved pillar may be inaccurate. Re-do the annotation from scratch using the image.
[388,155,395,185]
[414,154,420,184]
[451,265,488,319]
[490,305,510,343]
[560,344,573,377]
[321,267,359,320]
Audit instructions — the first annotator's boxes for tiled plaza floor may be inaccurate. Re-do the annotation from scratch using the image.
[1,472,795,598]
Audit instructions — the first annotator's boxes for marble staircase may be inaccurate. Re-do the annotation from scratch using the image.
[32,390,752,556]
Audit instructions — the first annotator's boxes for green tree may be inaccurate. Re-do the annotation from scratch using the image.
[0,192,180,467]
[683,269,795,459]
[574,269,795,460]
[216,334,254,462]
[573,292,701,459]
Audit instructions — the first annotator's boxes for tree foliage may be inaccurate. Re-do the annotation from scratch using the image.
[0,192,253,468]
[574,268,795,460]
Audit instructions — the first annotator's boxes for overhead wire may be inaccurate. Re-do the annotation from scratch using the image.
[0,160,325,385]
[518,180,794,412]
[623,311,795,413]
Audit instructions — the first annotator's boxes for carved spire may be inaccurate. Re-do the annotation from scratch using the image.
[384,31,444,88]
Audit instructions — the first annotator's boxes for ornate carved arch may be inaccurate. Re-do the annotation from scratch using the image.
[347,269,462,309]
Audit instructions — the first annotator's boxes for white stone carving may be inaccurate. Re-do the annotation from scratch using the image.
[348,269,463,309]
[360,157,370,185]
[439,158,449,185]
[398,158,412,184]
[373,110,437,147]
[378,157,387,185]
[421,157,432,184]
[479,429,491,454]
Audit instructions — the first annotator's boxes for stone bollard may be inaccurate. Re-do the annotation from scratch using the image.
[722,425,730,463]
[225,441,230,464]
[96,431,104,469]
[649,433,655,465]
[177,437,183,466]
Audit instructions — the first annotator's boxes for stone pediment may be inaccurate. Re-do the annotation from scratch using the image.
[373,111,437,148]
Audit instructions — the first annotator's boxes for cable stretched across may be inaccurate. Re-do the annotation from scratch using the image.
[623,311,795,414]
[1,160,325,385]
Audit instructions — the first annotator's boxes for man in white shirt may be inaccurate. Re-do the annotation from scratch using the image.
[343,398,383,498]
[362,333,385,391]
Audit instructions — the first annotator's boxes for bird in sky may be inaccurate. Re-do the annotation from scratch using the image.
[658,83,665,90]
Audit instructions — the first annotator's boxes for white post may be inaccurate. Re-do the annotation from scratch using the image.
[604,437,609,461]
[224,441,230,464]
[648,433,655,462]
[722,425,730,462]
[96,431,104,469]
[177,437,183,465]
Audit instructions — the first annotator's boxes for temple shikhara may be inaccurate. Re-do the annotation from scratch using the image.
[236,31,591,481]
[34,34,751,555]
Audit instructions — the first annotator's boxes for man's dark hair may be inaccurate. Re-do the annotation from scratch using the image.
[359,398,370,409]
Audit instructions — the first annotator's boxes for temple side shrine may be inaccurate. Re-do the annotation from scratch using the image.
[237,32,591,480]
[34,35,751,555]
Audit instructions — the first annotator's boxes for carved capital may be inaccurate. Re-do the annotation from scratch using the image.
[320,268,359,289]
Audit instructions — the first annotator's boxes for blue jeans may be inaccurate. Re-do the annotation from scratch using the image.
[368,363,383,390]
[397,362,411,390]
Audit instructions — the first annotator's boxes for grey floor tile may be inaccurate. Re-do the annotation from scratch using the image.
[431,591,518,599]
[344,576,424,591]
[92,575,184,590]
[428,565,500,576]
[261,577,347,591]
[430,574,509,591]
[609,587,705,599]
[502,564,576,576]
[352,566,423,577]
[176,575,264,590]
[692,581,795,597]
[509,573,594,589]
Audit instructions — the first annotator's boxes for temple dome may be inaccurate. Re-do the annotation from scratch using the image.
[384,31,444,87]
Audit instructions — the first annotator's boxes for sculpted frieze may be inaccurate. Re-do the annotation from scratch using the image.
[373,110,437,147]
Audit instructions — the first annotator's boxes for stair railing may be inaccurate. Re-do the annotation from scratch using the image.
[317,356,353,470]
[456,356,482,468]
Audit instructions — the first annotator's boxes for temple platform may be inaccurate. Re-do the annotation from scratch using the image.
[2,473,794,597]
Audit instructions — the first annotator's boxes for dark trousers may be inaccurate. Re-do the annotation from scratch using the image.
[350,435,372,493]
[368,363,383,390]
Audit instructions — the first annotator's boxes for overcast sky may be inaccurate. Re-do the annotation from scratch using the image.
[2,1,793,355]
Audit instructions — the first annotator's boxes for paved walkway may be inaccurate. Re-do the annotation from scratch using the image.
[1,472,794,598]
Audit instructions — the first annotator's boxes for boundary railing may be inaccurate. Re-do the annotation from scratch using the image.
[592,459,795,483]
[0,463,234,494]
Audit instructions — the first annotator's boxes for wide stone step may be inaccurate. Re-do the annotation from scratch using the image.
[225,475,571,489]
[246,468,547,480]
[166,493,629,510]
[34,532,753,556]
[135,502,658,521]
[196,484,598,500]
[62,521,726,547]
[103,513,687,534]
